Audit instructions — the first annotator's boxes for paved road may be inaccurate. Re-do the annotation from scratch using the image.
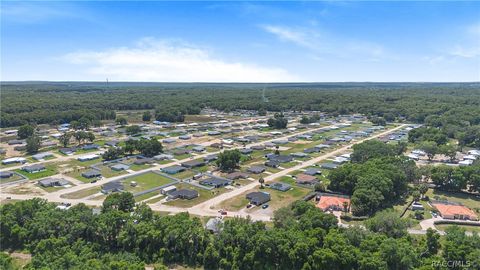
[0,122,344,203]
[1,123,409,223]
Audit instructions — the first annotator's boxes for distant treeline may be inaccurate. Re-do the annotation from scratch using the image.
[1,82,479,127]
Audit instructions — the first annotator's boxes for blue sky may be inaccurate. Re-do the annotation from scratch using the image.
[1,1,479,82]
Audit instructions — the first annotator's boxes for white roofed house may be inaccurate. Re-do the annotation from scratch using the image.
[77,154,100,162]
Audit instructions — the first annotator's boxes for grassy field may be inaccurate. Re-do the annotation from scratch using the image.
[15,165,57,180]
[129,163,152,171]
[145,195,165,204]
[122,171,175,193]
[170,169,196,180]
[426,189,480,210]
[435,224,480,233]
[0,173,25,184]
[164,183,229,208]
[135,192,160,202]
[219,184,311,212]
[61,187,100,199]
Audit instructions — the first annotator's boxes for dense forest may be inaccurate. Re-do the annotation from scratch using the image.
[1,82,479,128]
[1,197,479,270]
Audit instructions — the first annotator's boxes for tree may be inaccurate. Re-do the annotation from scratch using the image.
[102,192,135,212]
[257,108,267,116]
[425,228,440,256]
[74,131,89,145]
[267,113,288,129]
[58,132,72,147]
[26,134,41,154]
[124,139,138,155]
[365,210,408,238]
[142,111,152,122]
[18,124,34,139]
[439,144,457,162]
[418,141,438,161]
[351,140,396,163]
[116,117,128,126]
[126,125,142,135]
[314,182,326,192]
[216,149,241,172]
[137,138,163,157]
[86,132,95,143]
[259,177,265,188]
[102,147,124,161]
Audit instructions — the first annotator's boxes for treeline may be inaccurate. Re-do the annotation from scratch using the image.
[1,197,479,270]
[329,140,415,216]
[1,82,479,127]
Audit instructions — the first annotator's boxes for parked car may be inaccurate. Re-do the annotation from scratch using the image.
[90,180,97,183]
[262,204,269,209]
[246,204,252,208]
[220,211,227,215]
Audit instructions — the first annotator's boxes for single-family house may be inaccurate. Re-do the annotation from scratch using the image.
[204,154,218,162]
[82,170,102,178]
[269,182,291,192]
[32,152,54,161]
[77,154,99,162]
[162,165,186,174]
[226,172,250,180]
[39,178,69,187]
[181,160,205,168]
[295,174,318,185]
[161,185,177,195]
[2,157,27,165]
[200,177,232,188]
[0,171,14,178]
[316,194,350,212]
[431,201,478,221]
[168,189,199,200]
[110,164,130,171]
[22,164,46,173]
[101,181,124,194]
[59,147,76,155]
[248,166,266,174]
[246,192,271,206]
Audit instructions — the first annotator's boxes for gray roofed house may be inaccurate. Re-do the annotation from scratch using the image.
[162,165,186,174]
[181,160,205,168]
[269,182,291,192]
[320,163,338,170]
[179,135,191,140]
[134,158,153,165]
[101,181,124,194]
[82,144,100,150]
[154,154,174,160]
[200,177,232,188]
[267,154,294,163]
[265,160,280,168]
[204,154,218,162]
[32,152,54,160]
[192,146,206,152]
[59,147,76,155]
[39,178,70,187]
[304,147,320,153]
[247,166,266,174]
[162,138,177,144]
[8,139,25,145]
[173,148,191,155]
[82,170,102,178]
[105,140,120,147]
[304,168,322,176]
[168,189,199,200]
[0,171,14,178]
[291,152,308,158]
[22,164,46,173]
[251,145,265,150]
[226,171,250,180]
[111,163,130,171]
[240,148,253,154]
[246,191,271,206]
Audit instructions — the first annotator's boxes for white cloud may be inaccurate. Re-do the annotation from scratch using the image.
[63,38,299,82]
[260,24,388,61]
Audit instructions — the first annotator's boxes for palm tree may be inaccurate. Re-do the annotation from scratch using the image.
[259,177,265,188]
[342,201,349,213]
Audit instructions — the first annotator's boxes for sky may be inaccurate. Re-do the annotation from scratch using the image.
[1,1,479,82]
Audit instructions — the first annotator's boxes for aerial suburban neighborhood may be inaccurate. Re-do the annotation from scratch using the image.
[1,0,479,269]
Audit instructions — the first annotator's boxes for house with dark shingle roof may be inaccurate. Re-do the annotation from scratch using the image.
[200,177,232,188]
[247,166,266,174]
[246,191,270,206]
[181,159,206,168]
[22,164,46,173]
[162,165,187,174]
[168,189,199,200]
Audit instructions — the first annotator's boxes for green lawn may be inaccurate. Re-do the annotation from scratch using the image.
[122,171,176,193]
[61,187,100,199]
[15,165,57,180]
[135,192,160,202]
[171,170,196,180]
[129,164,152,171]
[426,189,480,210]
[435,224,480,233]
[0,173,25,184]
